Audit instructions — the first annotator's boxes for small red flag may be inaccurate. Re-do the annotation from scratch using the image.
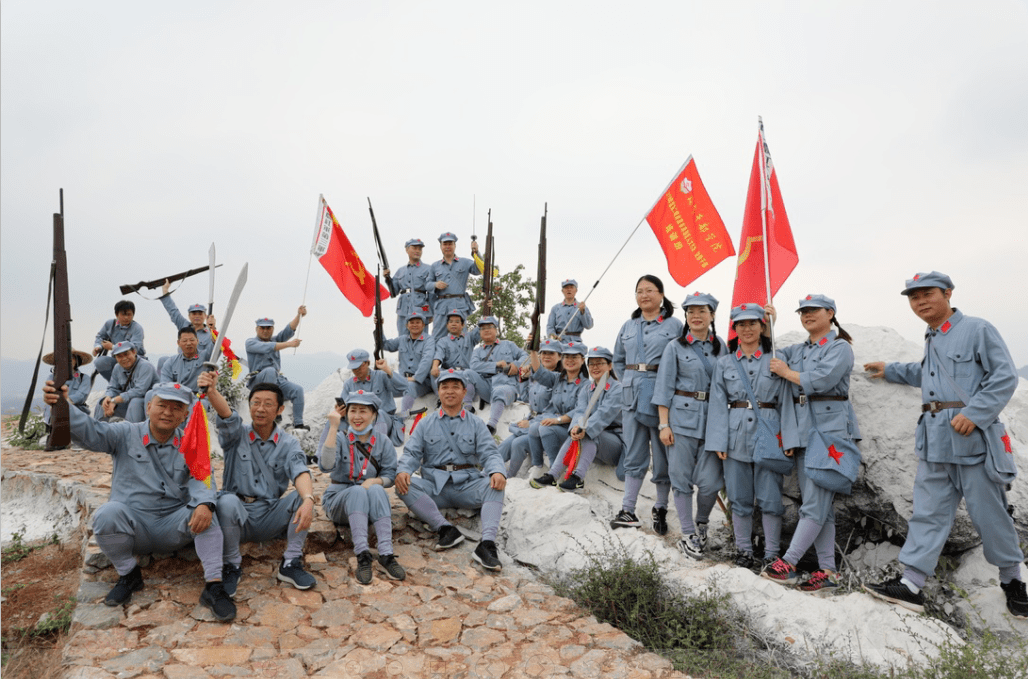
[645,157,735,288]
[730,119,798,310]
[179,399,212,488]
[312,195,389,317]
[561,439,581,481]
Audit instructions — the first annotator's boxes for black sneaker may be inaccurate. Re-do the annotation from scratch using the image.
[558,474,584,492]
[378,554,406,581]
[1001,579,1028,618]
[864,576,925,613]
[696,522,709,548]
[473,540,502,571]
[104,564,144,606]
[652,506,669,536]
[200,582,237,622]
[734,552,757,570]
[610,510,641,529]
[292,423,310,432]
[530,473,556,489]
[221,563,242,598]
[436,524,465,550]
[355,551,374,585]
[277,557,316,590]
[487,424,496,435]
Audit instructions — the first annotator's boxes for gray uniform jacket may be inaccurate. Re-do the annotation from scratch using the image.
[434,328,481,369]
[69,406,215,511]
[321,426,398,487]
[471,340,527,390]
[546,373,588,418]
[568,378,624,440]
[245,325,295,374]
[428,256,481,319]
[653,335,727,438]
[883,310,1017,465]
[547,301,594,338]
[390,261,434,320]
[159,295,214,356]
[107,357,158,403]
[613,315,684,414]
[342,371,406,417]
[94,319,146,356]
[705,349,788,462]
[160,353,208,392]
[384,333,436,383]
[399,408,505,495]
[218,412,308,499]
[778,332,861,450]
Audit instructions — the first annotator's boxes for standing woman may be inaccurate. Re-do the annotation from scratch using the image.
[764,294,861,593]
[706,304,789,568]
[653,292,727,558]
[611,275,683,531]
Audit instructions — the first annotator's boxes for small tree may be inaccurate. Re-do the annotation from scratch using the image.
[467,264,537,348]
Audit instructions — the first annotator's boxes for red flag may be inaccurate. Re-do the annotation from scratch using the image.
[179,399,212,488]
[312,195,389,317]
[645,156,735,287]
[561,439,581,481]
[730,119,798,310]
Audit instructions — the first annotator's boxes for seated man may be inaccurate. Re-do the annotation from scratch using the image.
[160,328,208,392]
[95,342,158,423]
[93,300,147,381]
[244,307,308,431]
[383,311,436,418]
[42,380,235,621]
[158,278,215,358]
[341,349,406,445]
[198,372,316,596]
[432,309,481,407]
[470,316,527,434]
[395,369,506,571]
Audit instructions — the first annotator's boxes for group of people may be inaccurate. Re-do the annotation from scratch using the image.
[42,233,1026,624]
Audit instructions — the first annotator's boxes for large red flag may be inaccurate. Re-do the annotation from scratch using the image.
[312,195,389,317]
[730,119,798,309]
[645,157,735,287]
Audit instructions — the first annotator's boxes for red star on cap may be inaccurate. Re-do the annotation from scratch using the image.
[828,444,844,464]
[357,390,365,394]
[740,304,747,309]
[805,295,812,300]
[174,384,181,389]
[693,292,701,296]
[913,274,920,280]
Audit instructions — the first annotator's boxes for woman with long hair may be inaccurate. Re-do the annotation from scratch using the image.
[529,341,590,473]
[654,292,727,558]
[611,275,683,532]
[763,294,861,594]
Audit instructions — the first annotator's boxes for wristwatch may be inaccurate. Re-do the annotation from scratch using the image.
[200,502,216,512]
[658,423,670,431]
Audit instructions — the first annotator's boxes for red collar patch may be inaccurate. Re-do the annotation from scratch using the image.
[353,376,370,383]
[818,337,828,346]
[940,320,952,334]
[142,433,150,446]
[754,349,763,359]
[249,431,256,442]
[686,333,695,343]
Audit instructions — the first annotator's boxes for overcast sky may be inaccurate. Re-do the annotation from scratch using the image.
[3,1,1027,371]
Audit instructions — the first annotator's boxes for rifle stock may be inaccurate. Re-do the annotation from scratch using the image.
[49,191,72,450]
[373,269,385,361]
[529,204,547,351]
[120,264,221,296]
[482,210,494,316]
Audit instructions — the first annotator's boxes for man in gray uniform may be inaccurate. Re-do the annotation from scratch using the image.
[93,300,147,381]
[863,271,1027,618]
[546,279,594,342]
[96,342,158,423]
[244,306,308,431]
[198,371,317,596]
[428,232,480,338]
[158,278,215,358]
[470,316,527,434]
[395,369,507,570]
[385,238,434,335]
[160,328,208,392]
[42,380,235,621]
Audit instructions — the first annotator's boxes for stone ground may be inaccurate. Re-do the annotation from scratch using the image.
[1,443,689,679]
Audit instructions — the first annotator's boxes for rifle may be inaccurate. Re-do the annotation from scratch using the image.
[120,264,221,296]
[373,266,385,361]
[368,197,393,293]
[49,190,73,450]
[482,209,495,316]
[528,204,547,351]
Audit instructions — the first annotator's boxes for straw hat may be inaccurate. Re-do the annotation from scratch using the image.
[42,348,93,367]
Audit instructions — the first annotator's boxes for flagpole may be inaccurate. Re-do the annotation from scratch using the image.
[757,116,777,357]
[296,196,324,353]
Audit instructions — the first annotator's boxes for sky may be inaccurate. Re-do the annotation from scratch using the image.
[3,1,1027,371]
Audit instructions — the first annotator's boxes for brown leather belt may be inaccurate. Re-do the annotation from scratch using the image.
[922,400,964,414]
[236,493,258,504]
[730,401,779,409]
[434,464,479,472]
[675,389,707,401]
[793,395,848,405]
[437,293,463,299]
[625,363,659,372]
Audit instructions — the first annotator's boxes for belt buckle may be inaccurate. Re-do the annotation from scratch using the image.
[929,400,943,414]
[798,395,807,405]
[746,401,754,410]
[696,391,707,401]
[637,363,649,371]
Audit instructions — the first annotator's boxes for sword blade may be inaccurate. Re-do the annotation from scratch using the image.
[205,263,247,374]
[208,243,216,314]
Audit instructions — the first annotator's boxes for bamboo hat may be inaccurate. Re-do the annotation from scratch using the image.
[42,348,92,367]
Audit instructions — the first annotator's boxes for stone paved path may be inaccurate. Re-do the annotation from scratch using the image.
[2,445,689,678]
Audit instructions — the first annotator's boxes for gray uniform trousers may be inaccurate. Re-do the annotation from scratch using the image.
[668,434,723,502]
[215,492,303,544]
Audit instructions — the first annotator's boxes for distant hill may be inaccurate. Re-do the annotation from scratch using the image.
[1,351,350,416]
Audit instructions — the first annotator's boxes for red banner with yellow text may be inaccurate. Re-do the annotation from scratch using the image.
[645,157,735,287]
[312,195,389,317]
